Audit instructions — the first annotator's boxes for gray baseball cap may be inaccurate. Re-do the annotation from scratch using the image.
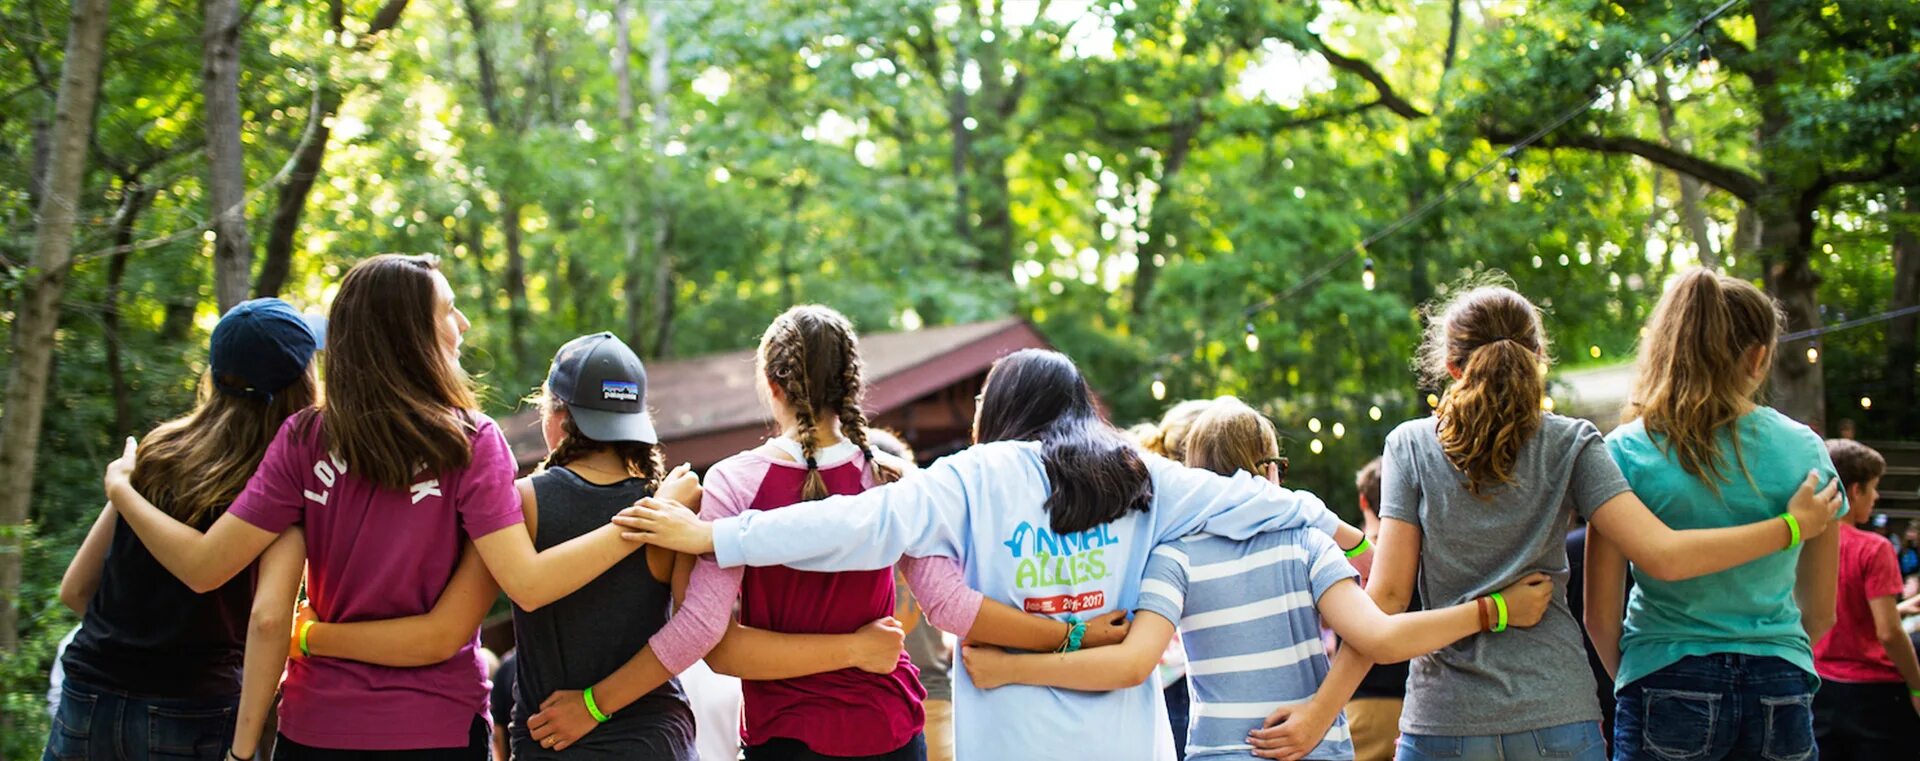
[546,332,658,444]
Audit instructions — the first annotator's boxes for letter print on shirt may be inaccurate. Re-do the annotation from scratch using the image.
[1002,521,1121,613]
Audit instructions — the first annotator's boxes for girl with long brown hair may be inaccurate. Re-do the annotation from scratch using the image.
[51,299,317,761]
[1348,282,1842,761]
[100,254,697,759]
[1585,269,1846,760]
[527,307,1128,761]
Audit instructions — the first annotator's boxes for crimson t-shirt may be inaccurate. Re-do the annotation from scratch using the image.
[1814,524,1907,683]
[228,412,525,750]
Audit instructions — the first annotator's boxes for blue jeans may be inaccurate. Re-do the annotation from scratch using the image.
[1397,721,1607,760]
[43,678,237,761]
[1613,654,1818,761]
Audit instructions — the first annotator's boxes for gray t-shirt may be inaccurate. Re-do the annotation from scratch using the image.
[1379,413,1632,736]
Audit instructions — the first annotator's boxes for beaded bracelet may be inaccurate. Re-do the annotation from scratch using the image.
[1056,614,1087,653]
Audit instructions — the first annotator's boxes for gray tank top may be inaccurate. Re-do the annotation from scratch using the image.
[508,466,695,760]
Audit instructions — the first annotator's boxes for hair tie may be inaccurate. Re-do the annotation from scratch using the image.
[805,456,817,470]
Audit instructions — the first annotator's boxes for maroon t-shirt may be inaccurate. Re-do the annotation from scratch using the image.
[735,454,925,755]
[228,412,525,750]
[1815,524,1907,683]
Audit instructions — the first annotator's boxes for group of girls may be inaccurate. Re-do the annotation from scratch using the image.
[51,253,1846,761]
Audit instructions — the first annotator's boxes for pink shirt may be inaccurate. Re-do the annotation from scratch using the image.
[1815,524,1908,683]
[649,448,981,755]
[228,412,524,750]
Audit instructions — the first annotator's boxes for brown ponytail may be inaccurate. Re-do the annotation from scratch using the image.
[758,305,896,500]
[1419,285,1551,495]
[1180,397,1280,478]
[1625,268,1782,487]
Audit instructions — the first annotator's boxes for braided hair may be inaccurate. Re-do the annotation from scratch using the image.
[759,305,902,500]
[535,387,664,491]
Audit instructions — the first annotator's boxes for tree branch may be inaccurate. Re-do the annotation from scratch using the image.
[1310,36,1428,120]
[1485,126,1763,202]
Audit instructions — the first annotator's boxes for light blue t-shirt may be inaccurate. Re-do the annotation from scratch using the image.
[707,440,1346,760]
[1138,529,1359,760]
[1606,406,1846,690]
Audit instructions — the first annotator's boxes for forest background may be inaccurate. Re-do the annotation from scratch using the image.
[2,0,1916,751]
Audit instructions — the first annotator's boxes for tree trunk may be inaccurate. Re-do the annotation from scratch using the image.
[106,180,158,440]
[203,0,254,311]
[501,197,528,369]
[1130,121,1197,316]
[1653,69,1717,269]
[1762,193,1825,429]
[256,87,342,298]
[0,0,111,651]
[614,0,644,348]
[1886,189,1920,424]
[645,0,675,357]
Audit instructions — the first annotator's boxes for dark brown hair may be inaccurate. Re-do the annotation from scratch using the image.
[1181,398,1280,477]
[133,371,318,527]
[974,349,1153,535]
[536,387,664,490]
[316,254,478,490]
[1624,269,1782,487]
[1826,439,1886,495]
[1418,285,1550,495]
[1356,457,1383,517]
[759,305,901,500]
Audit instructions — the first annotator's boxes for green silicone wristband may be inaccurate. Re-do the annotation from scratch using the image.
[1910,687,1920,698]
[1491,592,1509,633]
[1781,512,1802,549]
[1345,536,1372,559]
[298,620,314,658]
[583,686,610,723]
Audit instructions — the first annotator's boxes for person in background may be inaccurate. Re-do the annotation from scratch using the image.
[1813,439,1920,758]
[1563,521,1626,752]
[868,427,960,761]
[491,651,516,761]
[1587,269,1848,761]
[51,299,319,761]
[1342,457,1414,761]
[1898,524,1920,577]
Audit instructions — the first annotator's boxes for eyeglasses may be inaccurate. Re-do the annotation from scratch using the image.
[1255,456,1289,484]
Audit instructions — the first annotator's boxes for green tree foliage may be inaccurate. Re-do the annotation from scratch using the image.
[1,0,1913,750]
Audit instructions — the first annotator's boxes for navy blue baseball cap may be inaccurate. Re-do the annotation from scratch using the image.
[210,298,324,401]
[547,332,658,444]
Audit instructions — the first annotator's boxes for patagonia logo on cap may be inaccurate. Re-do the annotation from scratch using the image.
[601,380,640,402]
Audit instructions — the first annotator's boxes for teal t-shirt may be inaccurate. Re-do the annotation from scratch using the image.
[1604,406,1846,691]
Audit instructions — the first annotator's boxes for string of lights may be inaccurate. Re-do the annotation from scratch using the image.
[1236,0,1744,323]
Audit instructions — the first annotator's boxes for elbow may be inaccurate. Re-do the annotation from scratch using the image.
[1116,654,1159,688]
[248,608,293,646]
[58,582,90,616]
[1803,610,1836,643]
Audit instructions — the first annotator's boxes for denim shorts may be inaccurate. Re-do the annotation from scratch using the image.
[1613,653,1818,761]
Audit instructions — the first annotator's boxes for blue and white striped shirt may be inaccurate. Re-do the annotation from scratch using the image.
[1139,528,1359,760]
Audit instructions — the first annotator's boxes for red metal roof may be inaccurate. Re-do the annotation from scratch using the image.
[501,318,1053,469]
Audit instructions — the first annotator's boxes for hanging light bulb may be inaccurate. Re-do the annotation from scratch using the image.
[1695,42,1717,76]
[1426,392,1441,408]
[1361,257,1377,291]
[1589,345,1602,359]
[1151,373,1167,401]
[1309,438,1324,455]
[1308,417,1322,434]
[1332,422,1346,439]
[1244,323,1260,353]
[1541,396,1556,412]
[1368,405,1383,421]
[1806,345,1820,364]
[1860,396,1873,410]
[1507,165,1522,203]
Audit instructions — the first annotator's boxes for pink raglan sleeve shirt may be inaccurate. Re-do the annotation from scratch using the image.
[649,455,983,674]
